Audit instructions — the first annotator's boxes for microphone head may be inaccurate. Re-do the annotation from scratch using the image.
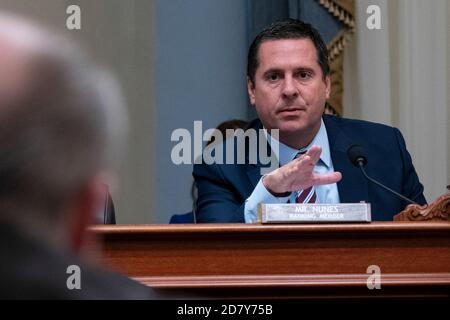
[347,145,368,167]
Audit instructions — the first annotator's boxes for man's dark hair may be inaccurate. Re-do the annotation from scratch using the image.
[247,19,330,83]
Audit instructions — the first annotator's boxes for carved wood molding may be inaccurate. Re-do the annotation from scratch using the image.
[135,274,450,299]
[135,273,450,289]
[394,193,450,221]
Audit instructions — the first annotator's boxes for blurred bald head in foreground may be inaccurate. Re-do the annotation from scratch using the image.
[0,12,155,299]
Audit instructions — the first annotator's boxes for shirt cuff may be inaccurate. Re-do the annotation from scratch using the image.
[244,178,291,223]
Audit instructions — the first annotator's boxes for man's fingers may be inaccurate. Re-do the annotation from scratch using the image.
[313,171,342,186]
[296,155,314,170]
[305,145,321,164]
[292,145,321,166]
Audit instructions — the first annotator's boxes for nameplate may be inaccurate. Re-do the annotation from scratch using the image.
[257,203,371,223]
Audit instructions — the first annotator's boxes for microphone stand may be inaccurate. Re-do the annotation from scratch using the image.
[356,161,417,205]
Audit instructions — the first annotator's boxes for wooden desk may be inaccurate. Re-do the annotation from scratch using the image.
[90,222,450,299]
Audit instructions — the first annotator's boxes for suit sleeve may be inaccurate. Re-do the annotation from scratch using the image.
[394,128,427,205]
[193,162,246,222]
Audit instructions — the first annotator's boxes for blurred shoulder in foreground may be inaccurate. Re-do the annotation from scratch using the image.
[0,12,167,299]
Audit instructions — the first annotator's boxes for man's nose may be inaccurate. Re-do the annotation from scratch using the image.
[281,76,299,99]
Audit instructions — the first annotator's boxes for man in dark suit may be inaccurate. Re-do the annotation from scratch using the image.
[0,13,159,299]
[193,19,426,223]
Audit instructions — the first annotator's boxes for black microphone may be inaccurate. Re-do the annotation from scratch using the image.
[347,145,417,205]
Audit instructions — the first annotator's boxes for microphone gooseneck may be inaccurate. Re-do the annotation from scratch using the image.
[347,145,417,205]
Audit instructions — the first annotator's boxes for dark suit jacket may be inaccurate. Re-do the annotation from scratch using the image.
[193,115,426,222]
[0,222,161,299]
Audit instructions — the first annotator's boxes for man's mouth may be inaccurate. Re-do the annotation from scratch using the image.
[277,107,305,115]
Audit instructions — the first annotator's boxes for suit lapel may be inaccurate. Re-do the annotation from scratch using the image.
[323,115,369,203]
[244,119,275,188]
[246,165,263,188]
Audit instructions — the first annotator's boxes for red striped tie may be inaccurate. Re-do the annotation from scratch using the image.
[295,186,317,203]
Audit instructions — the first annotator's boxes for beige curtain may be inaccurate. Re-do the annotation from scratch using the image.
[344,0,450,203]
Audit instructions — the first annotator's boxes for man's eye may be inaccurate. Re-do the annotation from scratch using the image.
[297,71,311,79]
[267,74,280,81]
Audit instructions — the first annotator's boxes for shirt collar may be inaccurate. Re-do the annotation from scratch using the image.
[265,118,332,168]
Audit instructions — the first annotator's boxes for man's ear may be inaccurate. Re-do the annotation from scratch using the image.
[325,75,331,99]
[66,177,104,254]
[247,77,256,105]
